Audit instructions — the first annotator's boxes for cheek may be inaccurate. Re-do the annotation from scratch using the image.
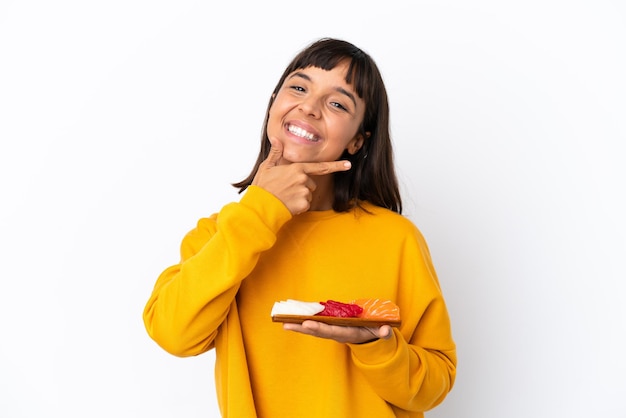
[331,123,360,149]
[267,99,290,125]
[266,109,282,135]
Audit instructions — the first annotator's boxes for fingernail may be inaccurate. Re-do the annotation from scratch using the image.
[344,161,352,168]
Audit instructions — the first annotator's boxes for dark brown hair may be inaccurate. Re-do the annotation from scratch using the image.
[233,38,402,214]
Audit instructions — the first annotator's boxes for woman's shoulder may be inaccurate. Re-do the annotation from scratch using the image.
[358,201,408,219]
[357,202,421,231]
[357,202,432,254]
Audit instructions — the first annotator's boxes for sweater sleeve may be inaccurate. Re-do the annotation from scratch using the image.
[347,229,457,413]
[143,186,292,357]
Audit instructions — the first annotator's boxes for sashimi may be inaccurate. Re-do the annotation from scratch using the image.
[316,300,363,318]
[351,298,400,321]
[270,300,324,316]
[270,298,401,327]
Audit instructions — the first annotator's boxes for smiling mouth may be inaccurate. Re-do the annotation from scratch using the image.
[287,124,320,142]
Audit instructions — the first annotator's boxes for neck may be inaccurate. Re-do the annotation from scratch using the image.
[309,175,334,211]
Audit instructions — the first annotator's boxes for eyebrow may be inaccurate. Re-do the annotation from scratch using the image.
[289,72,358,108]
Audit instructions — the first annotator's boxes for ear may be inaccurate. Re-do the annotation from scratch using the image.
[347,131,370,155]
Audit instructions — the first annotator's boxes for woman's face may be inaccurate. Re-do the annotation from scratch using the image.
[267,61,367,164]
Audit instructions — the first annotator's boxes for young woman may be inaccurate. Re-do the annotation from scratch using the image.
[143,37,456,417]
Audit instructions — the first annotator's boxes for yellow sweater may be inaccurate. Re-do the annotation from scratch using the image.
[143,186,456,417]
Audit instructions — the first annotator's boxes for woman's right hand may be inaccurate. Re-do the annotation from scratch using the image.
[251,140,351,215]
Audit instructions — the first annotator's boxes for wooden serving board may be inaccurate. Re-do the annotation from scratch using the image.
[272,314,401,328]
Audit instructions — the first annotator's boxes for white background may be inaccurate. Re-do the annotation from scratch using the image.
[1,1,625,417]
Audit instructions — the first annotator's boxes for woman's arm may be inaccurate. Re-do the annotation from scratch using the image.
[347,232,457,413]
[142,186,292,357]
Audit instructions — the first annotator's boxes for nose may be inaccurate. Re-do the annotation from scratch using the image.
[298,96,321,118]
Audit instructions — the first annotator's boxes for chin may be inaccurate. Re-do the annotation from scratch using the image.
[281,149,308,164]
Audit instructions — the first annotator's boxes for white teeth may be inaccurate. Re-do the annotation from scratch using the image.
[288,125,318,141]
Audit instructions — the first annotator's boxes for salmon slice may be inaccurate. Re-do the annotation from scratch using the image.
[351,298,400,321]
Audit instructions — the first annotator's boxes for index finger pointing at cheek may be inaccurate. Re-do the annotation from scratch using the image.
[303,160,352,176]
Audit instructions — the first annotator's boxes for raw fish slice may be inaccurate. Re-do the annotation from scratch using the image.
[316,300,363,317]
[351,298,400,321]
[270,300,324,316]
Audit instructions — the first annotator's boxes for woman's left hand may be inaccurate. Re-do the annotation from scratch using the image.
[283,320,393,344]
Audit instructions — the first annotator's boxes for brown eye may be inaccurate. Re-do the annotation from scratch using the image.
[331,102,348,111]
